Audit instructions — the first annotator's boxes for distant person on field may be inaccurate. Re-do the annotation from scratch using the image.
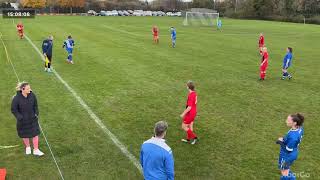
[259,47,269,81]
[11,82,44,156]
[140,121,174,180]
[42,35,54,72]
[16,22,24,39]
[281,47,293,80]
[180,81,198,144]
[276,113,304,180]
[170,27,176,48]
[152,26,159,44]
[217,19,222,30]
[258,33,265,55]
[63,35,75,64]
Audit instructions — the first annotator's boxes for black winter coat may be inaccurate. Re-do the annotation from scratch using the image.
[11,91,40,138]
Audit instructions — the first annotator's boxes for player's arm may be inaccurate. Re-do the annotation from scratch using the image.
[42,41,48,56]
[62,41,66,48]
[260,57,267,66]
[180,106,192,118]
[285,59,291,68]
[180,95,195,118]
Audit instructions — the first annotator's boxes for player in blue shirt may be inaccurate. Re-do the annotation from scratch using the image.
[282,47,293,80]
[276,113,304,180]
[217,19,222,30]
[170,27,176,48]
[63,35,75,64]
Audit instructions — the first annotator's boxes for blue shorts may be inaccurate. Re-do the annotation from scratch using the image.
[283,64,291,69]
[66,48,73,54]
[278,152,297,170]
[283,60,291,69]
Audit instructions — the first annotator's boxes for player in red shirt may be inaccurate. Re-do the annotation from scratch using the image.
[260,47,269,80]
[16,22,24,39]
[180,80,198,144]
[258,33,264,55]
[152,26,159,44]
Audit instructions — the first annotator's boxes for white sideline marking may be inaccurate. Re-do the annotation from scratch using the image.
[24,34,143,174]
[1,29,65,180]
[0,145,19,150]
[0,32,20,82]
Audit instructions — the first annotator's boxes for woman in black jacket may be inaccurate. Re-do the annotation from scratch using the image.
[11,82,44,156]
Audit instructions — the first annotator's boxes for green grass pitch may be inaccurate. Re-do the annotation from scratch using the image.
[0,16,320,179]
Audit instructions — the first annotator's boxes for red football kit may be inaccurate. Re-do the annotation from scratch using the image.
[260,51,269,79]
[183,91,197,124]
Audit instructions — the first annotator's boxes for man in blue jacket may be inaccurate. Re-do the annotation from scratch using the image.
[140,121,174,180]
[42,35,54,72]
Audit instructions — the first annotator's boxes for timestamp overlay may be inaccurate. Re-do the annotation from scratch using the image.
[2,9,35,18]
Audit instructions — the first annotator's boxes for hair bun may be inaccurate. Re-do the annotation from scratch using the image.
[297,113,304,121]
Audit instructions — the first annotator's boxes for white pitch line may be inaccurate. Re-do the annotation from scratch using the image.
[0,32,20,82]
[24,34,143,175]
[0,145,19,150]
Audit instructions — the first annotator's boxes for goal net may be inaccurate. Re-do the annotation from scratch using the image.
[183,12,219,26]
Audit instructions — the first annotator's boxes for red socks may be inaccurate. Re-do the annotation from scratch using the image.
[186,129,197,140]
[260,72,266,79]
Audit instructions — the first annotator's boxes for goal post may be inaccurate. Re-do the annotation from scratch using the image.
[183,12,220,26]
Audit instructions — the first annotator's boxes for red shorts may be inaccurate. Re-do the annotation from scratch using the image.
[260,63,268,71]
[183,114,196,124]
[153,35,158,40]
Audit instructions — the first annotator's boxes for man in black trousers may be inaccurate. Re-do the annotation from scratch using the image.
[42,35,54,72]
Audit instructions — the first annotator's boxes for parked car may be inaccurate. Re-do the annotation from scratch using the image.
[111,10,118,16]
[133,10,143,16]
[118,10,124,16]
[127,10,134,15]
[100,11,107,16]
[87,10,97,16]
[152,11,158,16]
[144,11,152,16]
[123,10,130,16]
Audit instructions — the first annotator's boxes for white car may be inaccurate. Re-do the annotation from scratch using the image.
[166,12,173,16]
[111,10,118,16]
[133,10,143,16]
[144,11,152,16]
[87,10,97,16]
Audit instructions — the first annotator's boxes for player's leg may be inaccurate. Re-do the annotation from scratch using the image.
[279,156,296,180]
[181,122,190,143]
[172,39,176,48]
[189,121,198,144]
[47,55,52,72]
[182,115,197,143]
[260,65,265,80]
[67,49,73,64]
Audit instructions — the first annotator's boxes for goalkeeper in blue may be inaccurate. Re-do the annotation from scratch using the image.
[170,27,176,48]
[282,47,293,80]
[63,35,75,64]
[217,19,222,30]
[276,113,304,180]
